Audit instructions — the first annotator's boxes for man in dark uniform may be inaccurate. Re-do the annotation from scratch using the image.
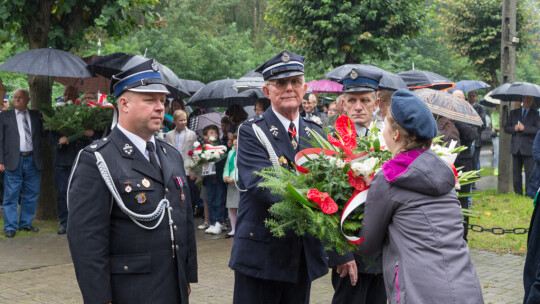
[229,50,328,304]
[326,68,386,304]
[67,59,197,304]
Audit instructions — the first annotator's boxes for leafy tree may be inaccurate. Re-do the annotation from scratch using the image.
[436,0,538,87]
[266,0,426,65]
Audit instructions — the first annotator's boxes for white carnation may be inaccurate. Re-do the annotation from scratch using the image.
[193,141,201,148]
[209,136,216,142]
[351,157,378,177]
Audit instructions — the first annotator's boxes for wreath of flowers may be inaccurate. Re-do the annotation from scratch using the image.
[256,115,479,254]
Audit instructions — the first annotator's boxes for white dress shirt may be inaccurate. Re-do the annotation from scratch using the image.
[15,109,33,152]
[175,129,186,153]
[272,108,300,142]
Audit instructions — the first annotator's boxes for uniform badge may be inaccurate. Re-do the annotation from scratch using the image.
[142,178,151,188]
[270,125,279,137]
[162,146,167,154]
[135,193,146,204]
[151,59,159,72]
[123,144,133,155]
[350,69,358,80]
[124,181,132,193]
[305,127,312,138]
[281,52,290,63]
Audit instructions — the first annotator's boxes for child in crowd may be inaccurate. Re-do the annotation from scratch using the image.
[223,133,239,238]
[221,116,232,149]
[201,124,227,235]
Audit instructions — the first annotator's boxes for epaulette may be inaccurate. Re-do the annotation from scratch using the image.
[301,116,322,127]
[85,137,111,151]
[242,114,265,125]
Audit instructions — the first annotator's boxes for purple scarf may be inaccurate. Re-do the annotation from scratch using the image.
[382,149,427,183]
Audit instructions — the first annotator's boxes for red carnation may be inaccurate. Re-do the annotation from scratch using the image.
[188,150,194,156]
[306,189,338,214]
[348,170,369,191]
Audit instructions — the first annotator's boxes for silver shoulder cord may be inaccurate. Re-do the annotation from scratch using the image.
[234,123,280,192]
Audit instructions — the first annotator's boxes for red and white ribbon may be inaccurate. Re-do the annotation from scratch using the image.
[340,189,368,244]
[295,148,338,173]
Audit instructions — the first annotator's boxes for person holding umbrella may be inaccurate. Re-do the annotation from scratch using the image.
[504,95,540,195]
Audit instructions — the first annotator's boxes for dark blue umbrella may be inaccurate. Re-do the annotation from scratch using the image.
[232,70,265,92]
[325,64,407,91]
[186,79,268,108]
[451,80,490,93]
[179,79,205,95]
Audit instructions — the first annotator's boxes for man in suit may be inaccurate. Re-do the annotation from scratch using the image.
[0,89,43,238]
[67,59,197,304]
[229,50,328,304]
[301,93,327,125]
[326,68,386,304]
[504,95,540,195]
[165,109,199,214]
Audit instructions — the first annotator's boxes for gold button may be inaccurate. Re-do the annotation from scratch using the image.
[249,232,254,237]
[165,188,169,194]
[174,225,178,231]
[123,266,128,271]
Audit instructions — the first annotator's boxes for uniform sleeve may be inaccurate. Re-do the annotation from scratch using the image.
[356,172,395,257]
[237,123,279,205]
[67,149,112,304]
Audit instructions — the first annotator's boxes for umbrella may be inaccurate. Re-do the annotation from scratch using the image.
[307,79,342,94]
[179,79,205,95]
[87,53,190,99]
[0,48,92,78]
[490,82,540,103]
[451,80,490,93]
[398,70,454,91]
[187,110,225,142]
[479,91,501,107]
[413,88,483,126]
[186,79,268,108]
[324,64,407,91]
[232,70,265,92]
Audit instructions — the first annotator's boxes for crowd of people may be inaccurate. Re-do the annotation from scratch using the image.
[0,49,539,303]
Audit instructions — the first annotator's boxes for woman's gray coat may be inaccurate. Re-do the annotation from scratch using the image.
[357,149,484,303]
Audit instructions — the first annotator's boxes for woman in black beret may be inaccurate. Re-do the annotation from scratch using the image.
[355,89,484,303]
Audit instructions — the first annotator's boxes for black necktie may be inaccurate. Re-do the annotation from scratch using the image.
[146,141,161,172]
[288,122,298,149]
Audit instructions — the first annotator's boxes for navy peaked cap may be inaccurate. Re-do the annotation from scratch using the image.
[339,68,383,93]
[110,58,169,98]
[390,89,437,139]
[255,50,305,81]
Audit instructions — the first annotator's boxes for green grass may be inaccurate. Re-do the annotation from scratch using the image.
[480,166,494,177]
[467,189,533,255]
[0,218,59,240]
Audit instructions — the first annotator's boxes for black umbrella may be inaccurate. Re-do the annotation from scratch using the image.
[450,80,491,93]
[179,79,205,95]
[324,64,407,91]
[0,48,92,78]
[232,70,265,92]
[88,53,190,99]
[398,70,454,91]
[490,82,540,103]
[186,79,268,108]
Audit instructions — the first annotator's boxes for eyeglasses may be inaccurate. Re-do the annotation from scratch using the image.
[267,78,304,90]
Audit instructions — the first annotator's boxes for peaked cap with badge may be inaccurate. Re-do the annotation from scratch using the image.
[67,59,197,304]
[339,68,383,93]
[255,50,306,81]
[110,58,170,98]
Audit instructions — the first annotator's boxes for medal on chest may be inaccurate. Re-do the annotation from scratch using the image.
[174,176,185,204]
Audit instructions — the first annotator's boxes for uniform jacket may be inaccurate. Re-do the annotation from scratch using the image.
[527,132,540,199]
[0,109,43,170]
[67,127,197,304]
[229,109,328,283]
[357,149,483,304]
[524,194,540,303]
[504,107,540,156]
[165,127,197,173]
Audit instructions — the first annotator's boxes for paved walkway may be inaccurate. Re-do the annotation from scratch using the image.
[0,146,527,303]
[0,227,526,304]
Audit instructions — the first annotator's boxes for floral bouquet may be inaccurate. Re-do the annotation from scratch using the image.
[187,140,228,172]
[256,115,480,254]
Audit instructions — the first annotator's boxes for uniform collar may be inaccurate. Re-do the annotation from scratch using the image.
[116,124,156,157]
